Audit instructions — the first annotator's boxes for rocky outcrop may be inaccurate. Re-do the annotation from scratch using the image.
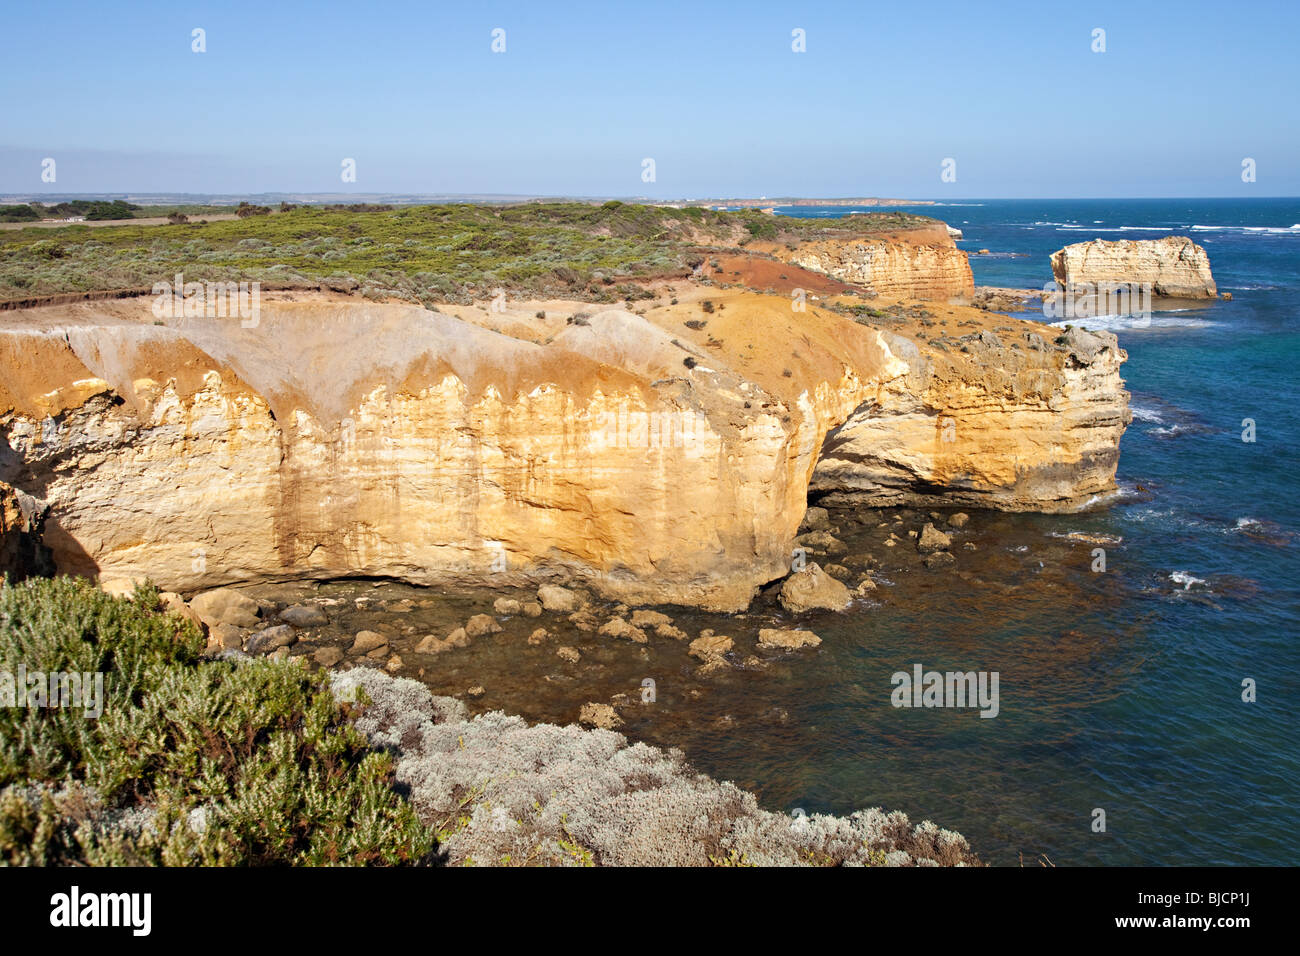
[779,563,851,613]
[810,326,1130,512]
[1050,236,1217,298]
[0,289,1127,608]
[0,480,53,581]
[775,225,974,300]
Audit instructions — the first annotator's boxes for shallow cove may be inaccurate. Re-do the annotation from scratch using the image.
[239,496,1210,867]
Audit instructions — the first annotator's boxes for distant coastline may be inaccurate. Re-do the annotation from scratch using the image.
[0,191,934,209]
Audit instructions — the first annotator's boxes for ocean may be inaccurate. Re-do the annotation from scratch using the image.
[303,199,1300,865]
[729,198,1300,865]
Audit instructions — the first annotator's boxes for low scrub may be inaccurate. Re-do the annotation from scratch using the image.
[0,577,432,865]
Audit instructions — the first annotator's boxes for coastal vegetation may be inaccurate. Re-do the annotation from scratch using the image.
[0,201,936,305]
[0,576,432,865]
[0,576,981,866]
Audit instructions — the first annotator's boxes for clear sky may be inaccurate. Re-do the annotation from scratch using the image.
[2,0,1297,198]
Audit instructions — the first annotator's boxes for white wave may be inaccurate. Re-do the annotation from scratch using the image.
[1169,571,1208,590]
[1048,530,1123,545]
[1049,313,1214,332]
[1191,224,1300,234]
[1057,225,1175,233]
[1130,405,1164,423]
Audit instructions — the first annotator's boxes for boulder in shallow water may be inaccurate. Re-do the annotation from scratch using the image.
[579,702,623,730]
[465,614,502,637]
[350,630,388,655]
[537,584,579,612]
[689,633,733,660]
[917,523,953,554]
[280,604,328,628]
[598,617,648,644]
[778,563,852,613]
[756,628,822,651]
[630,609,673,629]
[794,530,846,555]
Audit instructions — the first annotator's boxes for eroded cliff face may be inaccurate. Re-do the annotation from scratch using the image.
[0,290,1127,608]
[769,226,974,300]
[1050,236,1217,298]
[811,325,1130,512]
[0,480,52,581]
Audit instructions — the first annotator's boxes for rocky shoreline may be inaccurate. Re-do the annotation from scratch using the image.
[4,217,1215,867]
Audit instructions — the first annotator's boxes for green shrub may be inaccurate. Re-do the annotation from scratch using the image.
[0,577,433,865]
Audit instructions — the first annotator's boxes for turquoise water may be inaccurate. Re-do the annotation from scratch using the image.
[704,199,1300,865]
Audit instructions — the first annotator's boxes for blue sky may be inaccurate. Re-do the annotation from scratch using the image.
[2,0,1297,198]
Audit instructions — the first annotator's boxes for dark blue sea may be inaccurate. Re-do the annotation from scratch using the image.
[711,199,1300,865]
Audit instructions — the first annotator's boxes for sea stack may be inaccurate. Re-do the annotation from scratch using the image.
[1050,236,1217,298]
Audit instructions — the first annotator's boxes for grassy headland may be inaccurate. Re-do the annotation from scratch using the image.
[0,201,937,306]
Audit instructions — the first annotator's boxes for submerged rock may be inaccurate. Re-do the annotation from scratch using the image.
[688,633,733,660]
[465,614,502,637]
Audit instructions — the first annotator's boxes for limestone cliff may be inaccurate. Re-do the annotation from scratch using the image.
[811,326,1130,512]
[772,225,974,300]
[0,290,1127,608]
[1050,236,1217,298]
